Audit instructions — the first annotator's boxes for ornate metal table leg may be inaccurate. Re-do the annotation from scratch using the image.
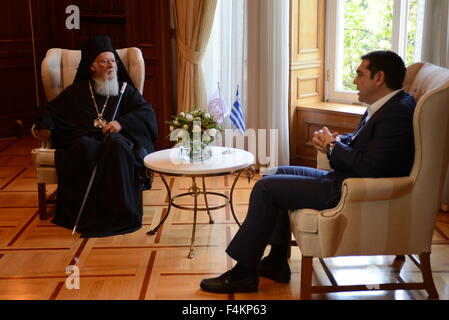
[188,177,199,259]
[147,174,172,235]
[229,170,243,227]
[229,166,256,228]
[246,166,256,184]
[202,176,214,224]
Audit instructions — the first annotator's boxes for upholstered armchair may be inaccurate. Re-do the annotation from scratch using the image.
[290,62,449,299]
[31,47,145,220]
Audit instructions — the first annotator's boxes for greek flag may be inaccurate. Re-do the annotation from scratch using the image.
[230,86,246,134]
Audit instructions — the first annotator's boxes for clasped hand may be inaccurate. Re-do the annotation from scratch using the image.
[36,121,122,143]
[312,127,338,153]
[102,121,122,135]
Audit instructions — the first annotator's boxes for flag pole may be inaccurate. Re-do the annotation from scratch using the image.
[28,0,40,109]
[217,82,225,123]
[72,82,128,235]
[230,84,246,135]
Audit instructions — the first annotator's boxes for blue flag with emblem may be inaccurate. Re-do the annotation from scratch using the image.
[230,85,246,134]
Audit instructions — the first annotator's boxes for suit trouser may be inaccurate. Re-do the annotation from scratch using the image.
[226,166,334,268]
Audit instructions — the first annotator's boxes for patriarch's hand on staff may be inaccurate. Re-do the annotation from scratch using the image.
[36,129,51,143]
[102,121,122,135]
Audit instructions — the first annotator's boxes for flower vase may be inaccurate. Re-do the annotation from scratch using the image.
[179,143,212,162]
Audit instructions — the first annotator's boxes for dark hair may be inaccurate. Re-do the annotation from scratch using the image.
[361,51,406,90]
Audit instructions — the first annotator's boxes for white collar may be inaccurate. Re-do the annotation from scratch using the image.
[366,89,402,121]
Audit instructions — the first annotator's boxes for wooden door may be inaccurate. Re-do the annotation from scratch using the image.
[0,0,37,137]
[289,0,326,165]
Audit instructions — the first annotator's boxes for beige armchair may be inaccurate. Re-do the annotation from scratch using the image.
[31,47,145,220]
[290,62,449,299]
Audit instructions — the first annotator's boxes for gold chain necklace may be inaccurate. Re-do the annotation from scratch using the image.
[89,81,110,128]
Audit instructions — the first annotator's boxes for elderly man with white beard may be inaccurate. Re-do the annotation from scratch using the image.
[35,35,158,238]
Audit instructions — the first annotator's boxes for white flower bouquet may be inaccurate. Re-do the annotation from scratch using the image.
[167,108,221,160]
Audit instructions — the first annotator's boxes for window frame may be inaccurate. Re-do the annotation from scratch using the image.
[325,0,425,104]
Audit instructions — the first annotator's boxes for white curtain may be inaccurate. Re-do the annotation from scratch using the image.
[202,0,290,168]
[202,0,246,130]
[246,0,290,167]
[422,0,449,68]
[421,0,449,211]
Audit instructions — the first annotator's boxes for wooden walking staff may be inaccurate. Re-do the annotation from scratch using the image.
[72,82,128,235]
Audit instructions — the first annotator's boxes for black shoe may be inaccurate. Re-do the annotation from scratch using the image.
[200,270,259,293]
[257,257,291,283]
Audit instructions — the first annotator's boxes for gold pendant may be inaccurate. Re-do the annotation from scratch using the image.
[94,117,107,128]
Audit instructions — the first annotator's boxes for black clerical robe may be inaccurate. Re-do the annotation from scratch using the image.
[35,81,158,237]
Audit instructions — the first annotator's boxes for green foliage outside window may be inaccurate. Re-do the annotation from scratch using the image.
[342,0,418,91]
[406,0,418,66]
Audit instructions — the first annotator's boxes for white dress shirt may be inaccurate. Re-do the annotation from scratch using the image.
[349,89,402,141]
[365,89,402,122]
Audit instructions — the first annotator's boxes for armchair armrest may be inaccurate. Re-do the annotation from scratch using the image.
[342,176,414,202]
[315,149,414,202]
[317,151,331,170]
[31,148,55,166]
[31,124,52,149]
[31,124,39,140]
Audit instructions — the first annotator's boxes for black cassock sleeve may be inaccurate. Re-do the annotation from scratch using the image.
[35,108,55,131]
[35,88,73,132]
[117,85,158,157]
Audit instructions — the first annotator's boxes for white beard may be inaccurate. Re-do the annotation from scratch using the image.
[93,77,119,97]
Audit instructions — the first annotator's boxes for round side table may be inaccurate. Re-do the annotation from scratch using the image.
[144,146,255,258]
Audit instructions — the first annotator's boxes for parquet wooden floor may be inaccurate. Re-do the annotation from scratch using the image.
[0,136,449,300]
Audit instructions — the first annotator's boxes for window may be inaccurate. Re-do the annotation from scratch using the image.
[325,0,426,103]
[202,0,247,129]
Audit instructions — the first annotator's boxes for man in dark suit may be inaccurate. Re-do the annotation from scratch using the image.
[200,51,416,293]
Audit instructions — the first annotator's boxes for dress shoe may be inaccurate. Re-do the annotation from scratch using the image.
[257,257,291,283]
[200,270,259,293]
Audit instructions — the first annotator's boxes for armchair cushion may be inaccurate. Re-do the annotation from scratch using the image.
[31,149,57,185]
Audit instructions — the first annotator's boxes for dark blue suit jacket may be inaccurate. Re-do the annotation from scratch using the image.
[326,90,416,207]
